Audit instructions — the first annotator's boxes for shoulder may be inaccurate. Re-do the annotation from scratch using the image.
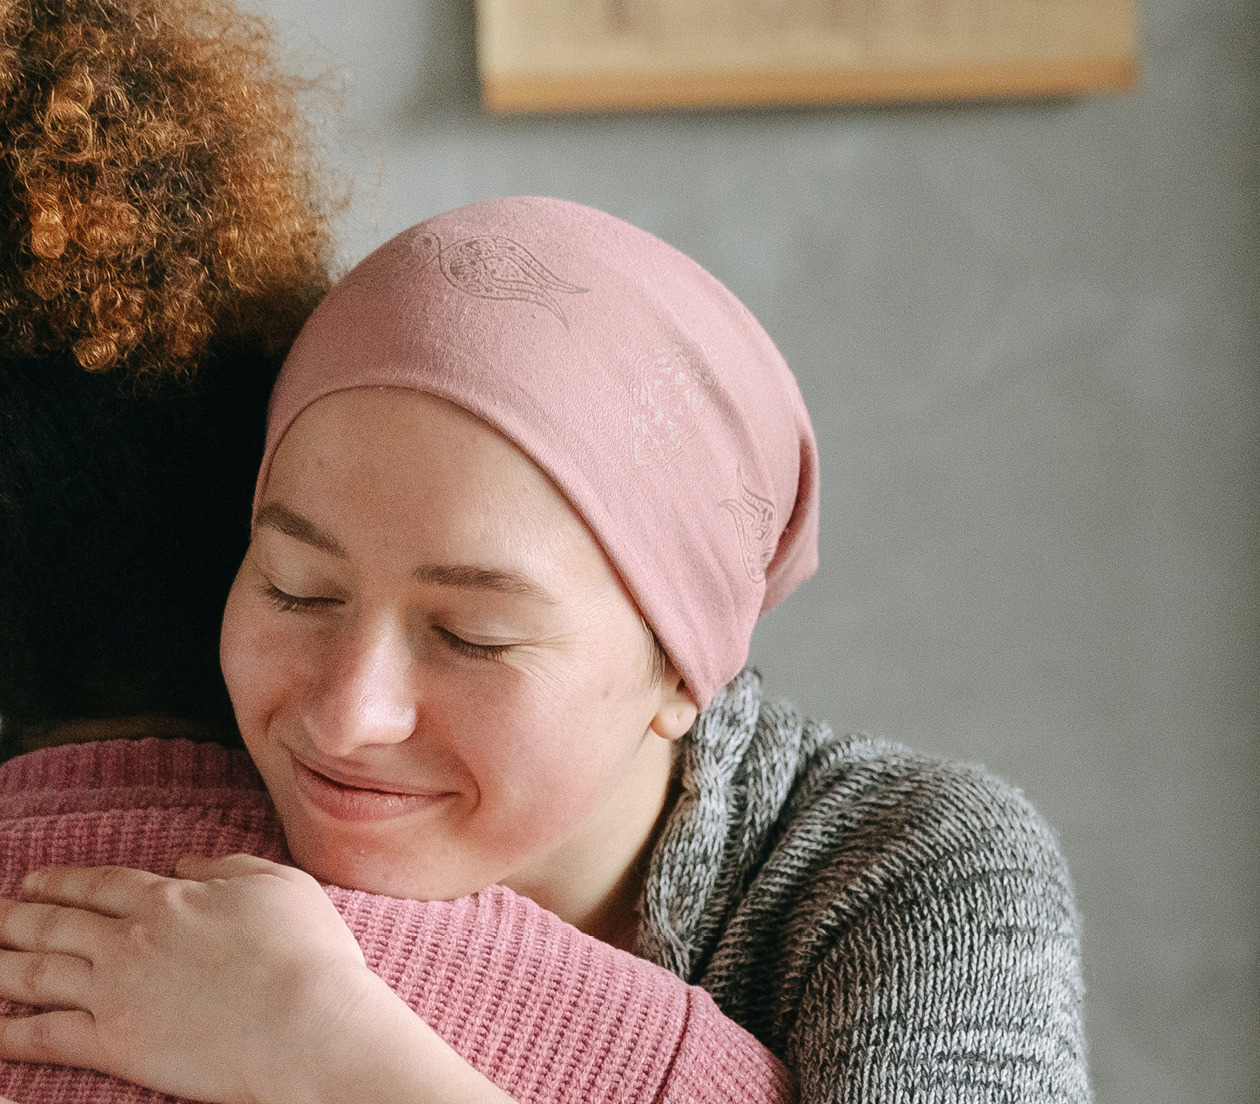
[781,730,1076,908]
[723,723,1081,974]
[740,727,1090,1102]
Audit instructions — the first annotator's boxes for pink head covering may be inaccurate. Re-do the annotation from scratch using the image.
[256,197,818,710]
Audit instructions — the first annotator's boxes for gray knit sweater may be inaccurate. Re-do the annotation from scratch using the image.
[637,670,1090,1103]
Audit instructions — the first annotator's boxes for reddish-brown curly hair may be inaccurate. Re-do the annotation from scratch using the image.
[0,0,332,381]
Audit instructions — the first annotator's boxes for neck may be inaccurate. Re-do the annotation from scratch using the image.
[581,773,680,950]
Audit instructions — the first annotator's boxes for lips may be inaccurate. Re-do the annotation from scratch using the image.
[298,756,438,796]
[289,753,454,823]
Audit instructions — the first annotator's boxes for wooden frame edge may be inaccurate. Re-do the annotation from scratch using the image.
[481,56,1138,114]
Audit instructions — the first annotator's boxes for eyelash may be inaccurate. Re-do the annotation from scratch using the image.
[436,629,513,661]
[262,584,339,614]
[263,584,512,661]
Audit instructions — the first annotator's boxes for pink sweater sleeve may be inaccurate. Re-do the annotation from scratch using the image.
[0,739,793,1104]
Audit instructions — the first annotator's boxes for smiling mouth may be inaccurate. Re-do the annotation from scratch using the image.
[290,754,454,822]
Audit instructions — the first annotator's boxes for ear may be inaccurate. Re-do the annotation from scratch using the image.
[649,667,700,742]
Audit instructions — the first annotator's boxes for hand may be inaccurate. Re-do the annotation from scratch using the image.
[0,854,386,1104]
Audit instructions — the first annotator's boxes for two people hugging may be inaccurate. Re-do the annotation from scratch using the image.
[0,2,1090,1102]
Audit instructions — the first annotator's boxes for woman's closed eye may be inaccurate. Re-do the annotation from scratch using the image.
[261,582,342,614]
[434,626,513,661]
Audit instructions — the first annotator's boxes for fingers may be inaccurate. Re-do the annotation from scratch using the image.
[174,852,314,887]
[16,858,315,908]
[0,897,101,1010]
[0,899,111,957]
[19,866,168,918]
[0,949,92,1009]
[0,1008,101,1071]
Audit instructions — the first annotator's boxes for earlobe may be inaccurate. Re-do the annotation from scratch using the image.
[649,672,699,742]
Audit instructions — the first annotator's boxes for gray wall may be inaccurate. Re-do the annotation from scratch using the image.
[257,1,1259,1099]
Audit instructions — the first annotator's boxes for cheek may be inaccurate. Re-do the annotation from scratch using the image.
[457,664,638,809]
[220,577,304,730]
[440,674,562,776]
[219,576,257,709]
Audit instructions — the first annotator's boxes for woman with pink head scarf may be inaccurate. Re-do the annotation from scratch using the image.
[0,199,1089,1104]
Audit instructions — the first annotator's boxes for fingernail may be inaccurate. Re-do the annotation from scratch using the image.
[20,871,42,894]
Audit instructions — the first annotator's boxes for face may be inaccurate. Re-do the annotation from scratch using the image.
[221,388,695,925]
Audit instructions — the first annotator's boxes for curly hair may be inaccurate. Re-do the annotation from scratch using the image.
[0,0,331,381]
[0,0,335,755]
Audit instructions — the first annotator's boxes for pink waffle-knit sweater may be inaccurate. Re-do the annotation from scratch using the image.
[0,738,793,1104]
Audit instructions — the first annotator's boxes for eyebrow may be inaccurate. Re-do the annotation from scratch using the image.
[255,502,556,604]
[256,503,347,558]
[412,563,557,603]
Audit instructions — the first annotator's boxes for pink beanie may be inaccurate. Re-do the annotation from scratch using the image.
[256,197,819,710]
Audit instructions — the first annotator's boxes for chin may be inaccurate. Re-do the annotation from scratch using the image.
[283,828,485,903]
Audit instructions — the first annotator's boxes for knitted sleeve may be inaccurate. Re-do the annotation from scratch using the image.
[0,739,793,1104]
[779,748,1090,1104]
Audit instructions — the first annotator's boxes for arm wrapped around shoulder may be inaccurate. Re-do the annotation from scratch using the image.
[333,885,796,1104]
[0,739,794,1104]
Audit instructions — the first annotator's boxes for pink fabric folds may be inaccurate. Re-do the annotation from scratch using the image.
[257,197,819,709]
[0,739,793,1104]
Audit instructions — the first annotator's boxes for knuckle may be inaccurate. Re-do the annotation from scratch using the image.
[152,878,185,911]
[37,865,77,896]
[118,915,153,955]
[20,953,52,996]
[31,903,63,945]
[274,863,316,889]
[131,874,180,916]
[87,867,113,891]
[25,1012,60,1059]
[93,866,130,899]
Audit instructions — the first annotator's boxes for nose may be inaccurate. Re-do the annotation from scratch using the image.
[302,613,418,755]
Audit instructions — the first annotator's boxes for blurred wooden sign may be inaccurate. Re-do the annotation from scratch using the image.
[475,0,1137,113]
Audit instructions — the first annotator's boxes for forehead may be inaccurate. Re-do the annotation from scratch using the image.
[274,388,555,500]
[263,387,606,576]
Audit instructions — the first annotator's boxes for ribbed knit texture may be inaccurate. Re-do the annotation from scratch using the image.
[0,738,792,1104]
[638,669,1091,1104]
